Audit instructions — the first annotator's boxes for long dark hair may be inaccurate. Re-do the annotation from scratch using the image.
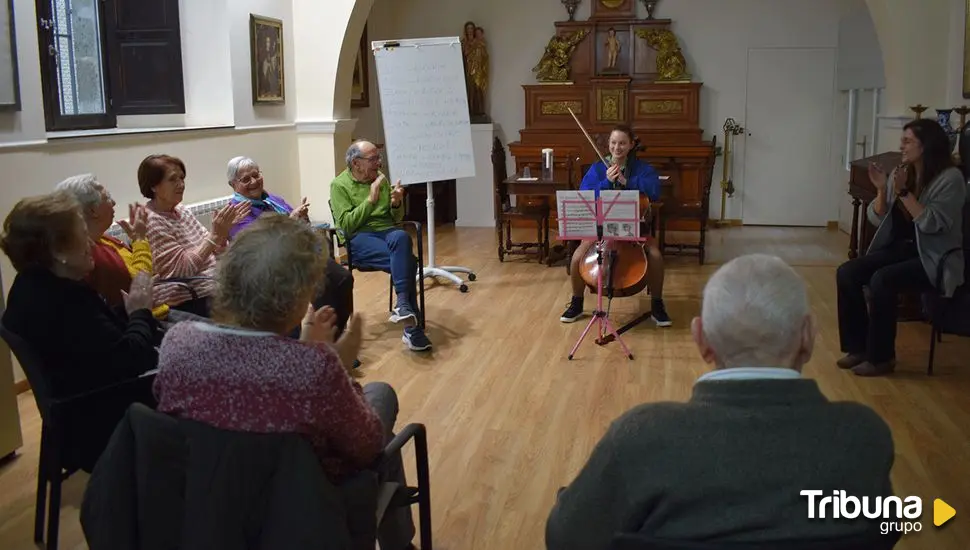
[903,118,954,196]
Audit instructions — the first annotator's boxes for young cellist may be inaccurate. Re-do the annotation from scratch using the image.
[559,124,672,326]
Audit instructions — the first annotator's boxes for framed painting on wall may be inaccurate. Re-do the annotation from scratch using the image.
[250,14,285,104]
[0,0,21,111]
[351,24,369,108]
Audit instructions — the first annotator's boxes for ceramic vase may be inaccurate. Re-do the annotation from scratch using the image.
[936,109,959,152]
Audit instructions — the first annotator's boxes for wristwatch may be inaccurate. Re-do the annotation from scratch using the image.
[897,188,910,198]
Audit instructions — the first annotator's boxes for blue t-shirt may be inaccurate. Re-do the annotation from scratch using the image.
[579,157,661,201]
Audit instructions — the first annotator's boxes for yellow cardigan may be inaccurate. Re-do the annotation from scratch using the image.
[100,236,170,319]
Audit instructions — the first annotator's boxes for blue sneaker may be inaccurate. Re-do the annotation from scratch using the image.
[389,300,418,324]
[403,326,432,351]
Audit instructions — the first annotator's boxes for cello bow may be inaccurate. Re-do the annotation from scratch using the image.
[567,107,610,167]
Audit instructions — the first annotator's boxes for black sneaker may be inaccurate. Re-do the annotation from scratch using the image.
[652,299,672,327]
[403,326,432,351]
[389,301,417,324]
[560,296,584,323]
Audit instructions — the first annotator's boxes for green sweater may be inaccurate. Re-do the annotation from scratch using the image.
[329,169,404,236]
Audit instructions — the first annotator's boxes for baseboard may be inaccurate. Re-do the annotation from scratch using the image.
[14,379,29,395]
[708,218,743,227]
[827,220,840,231]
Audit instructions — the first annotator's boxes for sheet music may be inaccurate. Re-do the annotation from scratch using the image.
[556,190,641,240]
[557,190,597,239]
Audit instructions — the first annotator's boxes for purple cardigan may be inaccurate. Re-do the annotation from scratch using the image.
[228,193,294,240]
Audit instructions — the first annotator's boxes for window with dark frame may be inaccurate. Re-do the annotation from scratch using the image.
[34,0,185,132]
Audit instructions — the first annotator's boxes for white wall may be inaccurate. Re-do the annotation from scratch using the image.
[353,0,868,223]
[0,0,303,382]
[231,0,297,128]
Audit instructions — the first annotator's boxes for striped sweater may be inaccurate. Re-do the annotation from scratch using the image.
[144,203,218,308]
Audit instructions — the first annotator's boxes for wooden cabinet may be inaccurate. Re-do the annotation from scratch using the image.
[403,180,457,227]
[508,16,716,235]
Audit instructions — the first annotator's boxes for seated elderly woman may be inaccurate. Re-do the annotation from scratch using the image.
[54,174,173,320]
[153,214,415,550]
[138,154,249,318]
[0,191,159,471]
[225,155,355,341]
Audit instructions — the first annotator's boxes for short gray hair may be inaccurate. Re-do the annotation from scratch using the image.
[227,156,258,184]
[700,254,811,368]
[212,214,327,332]
[54,174,104,214]
[345,142,365,168]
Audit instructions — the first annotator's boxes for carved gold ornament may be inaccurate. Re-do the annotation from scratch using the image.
[541,101,584,115]
[635,28,691,82]
[638,99,683,114]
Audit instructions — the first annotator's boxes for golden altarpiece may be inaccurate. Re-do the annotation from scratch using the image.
[507,0,717,234]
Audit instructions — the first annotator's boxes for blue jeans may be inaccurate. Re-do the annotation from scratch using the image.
[350,228,418,307]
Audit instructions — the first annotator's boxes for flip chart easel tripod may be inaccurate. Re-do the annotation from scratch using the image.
[559,190,640,360]
[420,181,476,292]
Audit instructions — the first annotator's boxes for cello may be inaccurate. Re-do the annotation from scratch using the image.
[565,108,651,299]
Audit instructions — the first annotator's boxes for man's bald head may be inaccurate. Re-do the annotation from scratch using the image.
[345,140,382,182]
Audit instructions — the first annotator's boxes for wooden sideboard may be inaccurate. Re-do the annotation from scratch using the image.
[507,15,716,235]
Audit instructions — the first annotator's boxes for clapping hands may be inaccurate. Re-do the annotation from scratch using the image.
[290,197,310,220]
[117,203,148,242]
[300,304,364,375]
[391,181,405,206]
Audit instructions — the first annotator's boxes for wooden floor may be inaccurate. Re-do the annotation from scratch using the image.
[1,225,968,550]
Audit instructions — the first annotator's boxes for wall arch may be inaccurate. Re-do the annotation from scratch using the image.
[332,0,375,120]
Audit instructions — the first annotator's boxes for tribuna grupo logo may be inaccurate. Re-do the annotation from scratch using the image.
[801,490,923,535]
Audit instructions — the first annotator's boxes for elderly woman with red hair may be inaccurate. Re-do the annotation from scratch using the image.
[137,154,249,317]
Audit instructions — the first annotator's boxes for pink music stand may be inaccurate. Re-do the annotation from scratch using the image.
[558,190,643,360]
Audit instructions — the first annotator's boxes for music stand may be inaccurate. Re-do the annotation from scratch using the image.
[558,189,642,360]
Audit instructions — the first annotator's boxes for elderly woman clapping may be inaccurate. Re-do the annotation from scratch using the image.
[54,174,175,319]
[153,214,416,548]
[226,155,309,239]
[1,191,159,471]
[138,154,249,318]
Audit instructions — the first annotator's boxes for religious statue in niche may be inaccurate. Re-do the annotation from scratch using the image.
[462,21,491,122]
[532,29,590,82]
[605,28,621,69]
[636,28,690,82]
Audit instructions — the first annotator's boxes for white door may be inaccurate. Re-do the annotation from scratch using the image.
[742,48,837,226]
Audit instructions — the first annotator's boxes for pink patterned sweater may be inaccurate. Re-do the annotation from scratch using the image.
[153,321,385,480]
[144,203,218,308]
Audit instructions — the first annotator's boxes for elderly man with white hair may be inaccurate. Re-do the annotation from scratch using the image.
[545,254,896,549]
[329,140,431,352]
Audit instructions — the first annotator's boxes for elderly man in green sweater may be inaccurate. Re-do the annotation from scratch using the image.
[546,254,897,549]
[330,140,431,352]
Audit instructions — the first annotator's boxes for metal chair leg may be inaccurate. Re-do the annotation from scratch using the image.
[34,425,48,543]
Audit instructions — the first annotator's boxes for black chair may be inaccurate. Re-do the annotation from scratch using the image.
[83,402,433,550]
[326,201,426,330]
[0,321,155,550]
[609,531,900,550]
[921,194,970,374]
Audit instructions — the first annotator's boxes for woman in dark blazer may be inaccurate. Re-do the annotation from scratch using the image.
[1,191,160,471]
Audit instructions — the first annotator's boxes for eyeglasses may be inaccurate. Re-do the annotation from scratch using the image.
[237,171,263,185]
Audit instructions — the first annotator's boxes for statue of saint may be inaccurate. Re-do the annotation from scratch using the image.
[605,28,620,69]
[462,22,490,122]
